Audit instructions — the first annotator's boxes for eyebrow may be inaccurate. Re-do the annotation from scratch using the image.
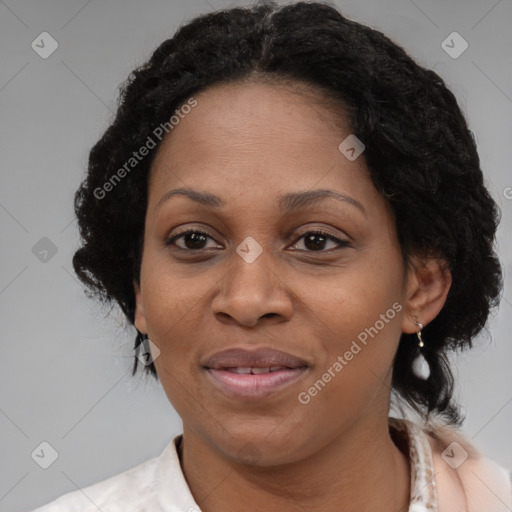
[154,187,366,215]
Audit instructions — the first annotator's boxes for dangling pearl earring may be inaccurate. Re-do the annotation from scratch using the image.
[412,321,430,380]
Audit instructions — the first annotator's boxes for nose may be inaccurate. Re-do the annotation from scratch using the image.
[211,247,294,327]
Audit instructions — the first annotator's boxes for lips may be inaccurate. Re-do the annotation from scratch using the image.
[202,347,310,398]
[224,366,289,374]
[202,347,310,371]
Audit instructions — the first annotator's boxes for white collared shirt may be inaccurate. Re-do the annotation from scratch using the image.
[29,417,506,512]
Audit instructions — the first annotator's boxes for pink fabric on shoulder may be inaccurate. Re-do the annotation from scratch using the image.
[424,420,512,512]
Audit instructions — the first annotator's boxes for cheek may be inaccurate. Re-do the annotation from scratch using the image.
[141,254,208,335]
[140,267,209,386]
[310,259,404,371]
[297,284,403,429]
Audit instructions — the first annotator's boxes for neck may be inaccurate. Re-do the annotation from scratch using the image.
[178,416,411,512]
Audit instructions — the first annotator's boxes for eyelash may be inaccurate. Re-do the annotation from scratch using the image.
[165,228,350,253]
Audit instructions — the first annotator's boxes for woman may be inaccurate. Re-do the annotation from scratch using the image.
[31,1,511,511]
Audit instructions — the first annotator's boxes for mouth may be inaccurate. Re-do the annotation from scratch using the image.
[204,367,308,398]
[202,347,310,399]
[202,346,310,370]
[220,366,296,374]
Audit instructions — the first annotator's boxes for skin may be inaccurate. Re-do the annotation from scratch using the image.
[133,80,452,512]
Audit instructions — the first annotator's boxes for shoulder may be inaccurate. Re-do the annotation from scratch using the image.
[422,419,512,512]
[30,449,163,512]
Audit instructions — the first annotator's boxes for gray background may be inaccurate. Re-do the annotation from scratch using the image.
[1,0,511,510]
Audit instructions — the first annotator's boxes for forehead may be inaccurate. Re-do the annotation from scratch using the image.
[155,81,345,156]
[147,80,376,213]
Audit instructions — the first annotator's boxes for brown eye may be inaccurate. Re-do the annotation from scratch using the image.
[166,230,218,250]
[290,230,350,252]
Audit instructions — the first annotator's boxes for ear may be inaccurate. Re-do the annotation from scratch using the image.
[133,279,148,334]
[401,255,452,334]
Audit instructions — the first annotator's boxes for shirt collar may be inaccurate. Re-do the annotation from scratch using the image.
[389,417,439,511]
[155,434,201,512]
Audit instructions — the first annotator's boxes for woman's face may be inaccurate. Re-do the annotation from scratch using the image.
[134,80,418,465]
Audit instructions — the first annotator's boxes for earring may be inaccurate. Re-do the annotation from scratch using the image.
[412,322,430,380]
[135,330,148,350]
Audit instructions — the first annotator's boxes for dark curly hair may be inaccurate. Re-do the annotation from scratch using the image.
[72,0,502,426]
